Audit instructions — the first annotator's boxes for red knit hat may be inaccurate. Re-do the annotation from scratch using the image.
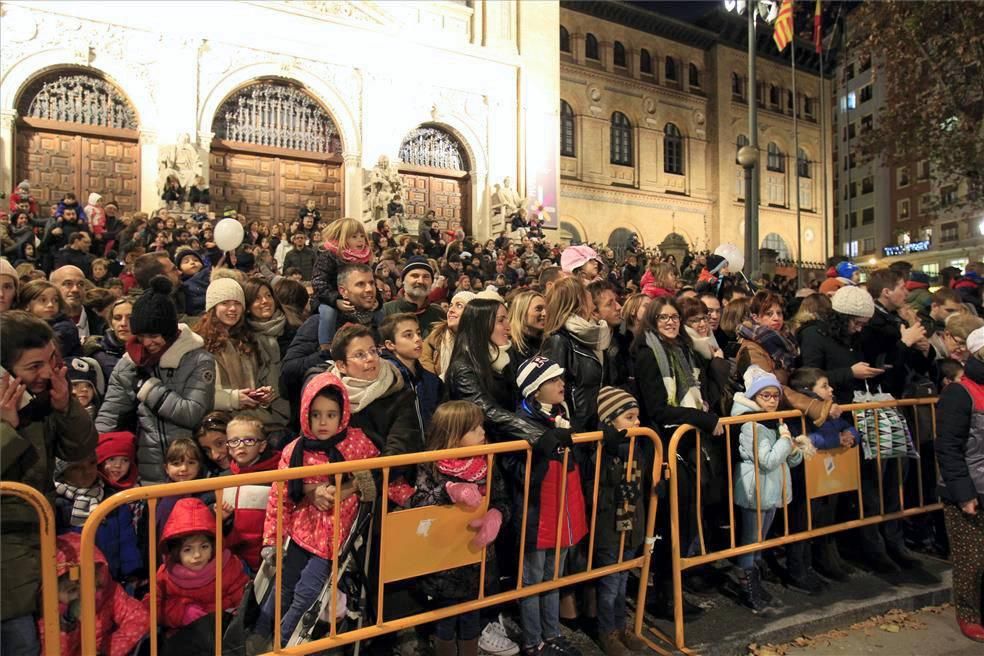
[96,431,136,464]
[160,497,216,545]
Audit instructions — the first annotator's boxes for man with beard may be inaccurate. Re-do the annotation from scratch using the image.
[1,311,98,655]
[50,265,107,340]
[39,206,89,273]
[383,256,445,338]
[280,263,384,429]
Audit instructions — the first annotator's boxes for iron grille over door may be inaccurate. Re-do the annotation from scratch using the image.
[18,72,137,129]
[399,127,468,171]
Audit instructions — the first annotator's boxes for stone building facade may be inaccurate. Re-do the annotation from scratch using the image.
[0,0,560,240]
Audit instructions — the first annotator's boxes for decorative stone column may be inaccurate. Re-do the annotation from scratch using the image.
[599,41,613,72]
[0,110,16,196]
[342,153,363,221]
[571,33,585,66]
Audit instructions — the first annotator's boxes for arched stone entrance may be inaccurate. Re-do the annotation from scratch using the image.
[607,227,637,260]
[397,124,471,235]
[14,68,141,213]
[209,79,343,223]
[559,220,583,245]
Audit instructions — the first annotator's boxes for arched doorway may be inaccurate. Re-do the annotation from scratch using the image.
[559,220,583,245]
[210,79,343,224]
[15,69,140,214]
[398,125,471,235]
[761,232,791,260]
[607,227,636,260]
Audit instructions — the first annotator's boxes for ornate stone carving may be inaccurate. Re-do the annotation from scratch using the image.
[491,176,522,219]
[643,97,657,114]
[363,155,405,222]
[18,72,137,129]
[158,133,205,196]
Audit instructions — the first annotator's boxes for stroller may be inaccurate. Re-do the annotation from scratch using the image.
[251,500,376,650]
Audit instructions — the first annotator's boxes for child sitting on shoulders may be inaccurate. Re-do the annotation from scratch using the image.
[311,218,373,347]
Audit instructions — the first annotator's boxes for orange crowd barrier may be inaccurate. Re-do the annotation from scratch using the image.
[666,397,941,651]
[79,428,665,655]
[0,481,61,656]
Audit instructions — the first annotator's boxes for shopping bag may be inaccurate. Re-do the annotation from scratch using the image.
[852,384,917,460]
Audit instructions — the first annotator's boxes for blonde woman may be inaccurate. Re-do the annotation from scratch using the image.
[421,290,476,379]
[508,290,547,361]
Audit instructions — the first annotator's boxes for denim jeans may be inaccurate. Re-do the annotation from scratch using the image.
[0,615,40,656]
[595,546,631,634]
[256,541,332,645]
[518,547,569,648]
[737,507,777,570]
[434,609,482,641]
[317,303,339,347]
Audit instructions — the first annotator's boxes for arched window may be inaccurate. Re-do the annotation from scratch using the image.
[613,41,626,67]
[762,233,791,260]
[610,112,633,166]
[689,63,701,88]
[640,49,653,75]
[586,33,599,60]
[560,26,571,53]
[731,72,744,98]
[18,70,138,130]
[664,123,684,175]
[769,84,780,107]
[560,101,575,157]
[665,56,678,81]
[736,134,749,163]
[399,125,469,170]
[797,148,811,178]
[767,142,785,172]
[608,227,636,259]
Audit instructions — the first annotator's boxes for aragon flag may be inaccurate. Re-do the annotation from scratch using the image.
[814,0,823,53]
[773,0,794,52]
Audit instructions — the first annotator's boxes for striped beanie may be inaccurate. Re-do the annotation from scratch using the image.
[597,386,639,426]
[517,355,565,399]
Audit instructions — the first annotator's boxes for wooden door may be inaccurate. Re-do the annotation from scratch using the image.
[399,170,470,234]
[210,146,342,225]
[15,126,140,215]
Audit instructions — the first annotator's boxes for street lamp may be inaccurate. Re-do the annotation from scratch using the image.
[738,145,759,280]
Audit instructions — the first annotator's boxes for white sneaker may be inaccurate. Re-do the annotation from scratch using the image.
[479,619,520,656]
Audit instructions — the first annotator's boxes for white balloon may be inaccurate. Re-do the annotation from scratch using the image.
[214,218,244,252]
[714,243,744,273]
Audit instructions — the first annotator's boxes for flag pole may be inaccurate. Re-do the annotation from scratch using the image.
[792,25,802,286]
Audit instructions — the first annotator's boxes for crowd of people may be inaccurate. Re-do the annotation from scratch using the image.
[2,177,984,656]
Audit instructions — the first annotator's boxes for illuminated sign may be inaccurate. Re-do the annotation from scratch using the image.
[882,240,931,257]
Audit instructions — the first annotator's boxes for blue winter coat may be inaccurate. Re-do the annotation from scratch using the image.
[382,351,442,430]
[731,394,803,510]
[808,415,860,450]
[56,496,141,582]
[179,262,211,317]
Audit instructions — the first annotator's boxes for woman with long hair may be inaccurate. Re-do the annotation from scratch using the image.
[541,278,609,431]
[719,297,751,360]
[84,296,134,381]
[786,292,832,336]
[421,290,476,379]
[621,293,651,340]
[508,290,547,361]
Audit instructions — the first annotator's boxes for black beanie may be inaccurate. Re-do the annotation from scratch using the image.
[130,275,179,341]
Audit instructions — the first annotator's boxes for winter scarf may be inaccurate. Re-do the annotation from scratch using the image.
[644,331,702,409]
[436,456,488,482]
[55,481,104,527]
[323,239,372,264]
[521,398,572,430]
[288,435,347,503]
[337,358,402,413]
[737,323,798,372]
[563,314,612,364]
[167,548,235,589]
[685,325,721,361]
[490,344,512,373]
[249,311,287,379]
[125,335,173,369]
[437,325,456,381]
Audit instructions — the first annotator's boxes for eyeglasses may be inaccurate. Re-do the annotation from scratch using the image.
[227,438,264,447]
[686,316,708,326]
[756,392,781,401]
[348,347,380,362]
[657,314,681,324]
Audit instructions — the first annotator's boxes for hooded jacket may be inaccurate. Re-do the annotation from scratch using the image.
[85,193,105,237]
[639,269,674,299]
[731,393,803,509]
[96,324,216,483]
[156,498,249,629]
[39,533,149,656]
[177,252,211,316]
[936,356,984,507]
[262,372,380,559]
[219,447,281,570]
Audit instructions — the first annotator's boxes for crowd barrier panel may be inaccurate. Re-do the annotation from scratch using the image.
[0,481,61,656]
[79,428,665,656]
[667,397,942,651]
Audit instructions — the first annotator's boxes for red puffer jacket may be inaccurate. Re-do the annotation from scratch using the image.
[39,533,149,656]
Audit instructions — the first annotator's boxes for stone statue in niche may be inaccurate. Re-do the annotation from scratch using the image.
[491,176,522,220]
[363,155,405,222]
[158,133,205,205]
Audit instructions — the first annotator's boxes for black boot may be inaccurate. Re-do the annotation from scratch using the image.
[737,568,773,614]
[812,541,849,582]
[646,586,704,620]
[887,544,922,570]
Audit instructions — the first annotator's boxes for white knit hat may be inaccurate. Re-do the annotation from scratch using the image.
[205,277,245,313]
[967,326,984,357]
[831,285,875,318]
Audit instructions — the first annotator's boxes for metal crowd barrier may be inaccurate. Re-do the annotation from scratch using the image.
[78,428,665,656]
[0,481,61,656]
[666,397,941,650]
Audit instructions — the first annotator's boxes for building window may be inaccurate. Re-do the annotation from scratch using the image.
[845,63,855,80]
[757,81,766,106]
[898,199,910,221]
[560,26,571,53]
[762,232,791,259]
[787,90,795,114]
[922,262,939,277]
[585,33,599,60]
[689,63,700,88]
[665,56,678,82]
[731,72,745,99]
[942,222,959,241]
[560,101,575,157]
[610,111,633,166]
[847,123,856,139]
[862,207,875,225]
[860,114,872,132]
[942,186,958,206]
[640,49,653,75]
[664,123,684,174]
[847,91,857,110]
[859,55,872,72]
[613,41,626,67]
[736,134,749,163]
[797,148,811,178]
[804,96,815,118]
[848,211,858,228]
[919,193,933,215]
[850,182,858,198]
[918,160,930,179]
[844,240,859,257]
[769,84,781,108]
[897,167,909,188]
[767,142,784,172]
[862,176,873,193]
[860,84,873,103]
[863,237,875,254]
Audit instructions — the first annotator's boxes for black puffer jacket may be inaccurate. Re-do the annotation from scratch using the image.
[935,357,984,507]
[541,328,605,432]
[797,319,862,405]
[444,351,542,445]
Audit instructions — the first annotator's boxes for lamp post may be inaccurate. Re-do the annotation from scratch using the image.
[738,144,759,280]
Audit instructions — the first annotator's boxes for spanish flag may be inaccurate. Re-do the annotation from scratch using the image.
[814,0,823,53]
[773,0,794,52]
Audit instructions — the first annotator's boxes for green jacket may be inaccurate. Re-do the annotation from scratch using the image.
[1,395,98,620]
